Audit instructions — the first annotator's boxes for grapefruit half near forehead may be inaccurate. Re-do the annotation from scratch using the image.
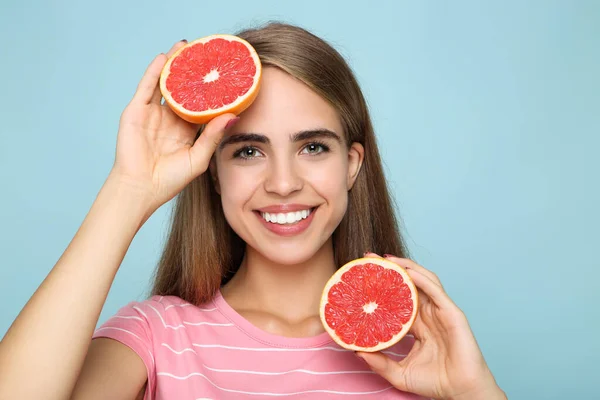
[159,34,262,124]
[319,257,418,352]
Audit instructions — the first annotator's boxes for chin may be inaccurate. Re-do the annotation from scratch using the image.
[253,242,323,266]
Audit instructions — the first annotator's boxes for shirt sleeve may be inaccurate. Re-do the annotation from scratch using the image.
[92,300,156,399]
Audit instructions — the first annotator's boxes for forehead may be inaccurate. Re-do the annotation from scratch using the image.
[235,67,342,138]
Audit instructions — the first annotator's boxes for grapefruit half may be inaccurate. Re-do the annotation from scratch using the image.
[320,257,418,352]
[159,34,262,124]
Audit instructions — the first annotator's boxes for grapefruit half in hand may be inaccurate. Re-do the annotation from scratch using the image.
[159,34,262,124]
[320,257,418,352]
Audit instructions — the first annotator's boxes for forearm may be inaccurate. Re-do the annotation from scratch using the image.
[0,173,152,400]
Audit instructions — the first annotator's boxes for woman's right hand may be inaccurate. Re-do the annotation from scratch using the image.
[0,41,240,400]
[111,40,237,215]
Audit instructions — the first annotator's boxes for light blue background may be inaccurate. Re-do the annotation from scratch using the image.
[1,1,598,399]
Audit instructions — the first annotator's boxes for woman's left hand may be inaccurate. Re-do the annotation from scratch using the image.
[357,254,506,400]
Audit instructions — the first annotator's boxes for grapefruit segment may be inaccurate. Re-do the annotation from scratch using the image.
[319,257,418,352]
[159,34,262,124]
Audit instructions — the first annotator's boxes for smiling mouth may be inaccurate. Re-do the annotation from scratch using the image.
[258,208,316,225]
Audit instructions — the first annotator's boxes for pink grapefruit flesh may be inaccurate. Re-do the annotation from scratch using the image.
[319,257,418,352]
[159,34,262,124]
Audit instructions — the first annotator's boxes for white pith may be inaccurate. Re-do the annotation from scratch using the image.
[319,257,419,353]
[261,209,312,225]
[203,69,220,83]
[363,302,378,314]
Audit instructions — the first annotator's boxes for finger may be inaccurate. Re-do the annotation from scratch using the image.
[150,40,189,104]
[356,351,410,392]
[407,306,428,338]
[405,267,452,309]
[383,255,442,287]
[150,83,163,105]
[189,114,238,177]
[167,39,188,58]
[132,53,168,105]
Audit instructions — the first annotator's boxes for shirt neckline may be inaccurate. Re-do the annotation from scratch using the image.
[212,289,335,348]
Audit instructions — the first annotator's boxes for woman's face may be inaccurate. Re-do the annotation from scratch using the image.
[212,67,363,265]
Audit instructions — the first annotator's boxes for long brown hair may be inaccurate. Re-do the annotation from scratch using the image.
[151,22,409,305]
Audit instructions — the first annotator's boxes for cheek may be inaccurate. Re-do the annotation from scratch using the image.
[307,162,349,231]
[218,165,261,213]
[305,159,349,197]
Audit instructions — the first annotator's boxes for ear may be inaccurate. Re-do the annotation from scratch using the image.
[347,142,364,190]
[209,157,221,195]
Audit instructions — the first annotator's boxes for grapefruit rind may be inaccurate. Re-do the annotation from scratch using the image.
[319,257,418,352]
[159,34,262,124]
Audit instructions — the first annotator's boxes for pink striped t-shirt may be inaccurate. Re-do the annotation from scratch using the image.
[93,292,426,399]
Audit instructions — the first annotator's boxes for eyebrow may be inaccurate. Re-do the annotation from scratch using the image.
[218,129,342,151]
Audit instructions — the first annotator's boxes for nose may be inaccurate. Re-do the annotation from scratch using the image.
[264,156,303,196]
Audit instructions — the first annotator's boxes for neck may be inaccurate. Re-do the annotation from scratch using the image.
[222,240,336,323]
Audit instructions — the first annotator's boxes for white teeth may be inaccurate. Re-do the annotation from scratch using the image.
[261,209,312,225]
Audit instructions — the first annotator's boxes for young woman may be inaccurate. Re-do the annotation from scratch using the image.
[0,23,506,400]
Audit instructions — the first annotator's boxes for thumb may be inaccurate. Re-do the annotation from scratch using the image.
[356,351,408,391]
[189,113,238,177]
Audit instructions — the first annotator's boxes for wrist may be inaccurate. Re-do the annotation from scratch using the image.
[102,171,157,228]
[445,367,506,400]
[447,382,506,400]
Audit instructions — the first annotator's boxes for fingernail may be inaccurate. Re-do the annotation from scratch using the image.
[354,352,367,363]
[363,251,371,257]
[225,117,240,130]
[383,254,393,258]
[181,39,188,43]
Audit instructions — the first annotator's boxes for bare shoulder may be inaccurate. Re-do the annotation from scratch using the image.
[70,337,147,400]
